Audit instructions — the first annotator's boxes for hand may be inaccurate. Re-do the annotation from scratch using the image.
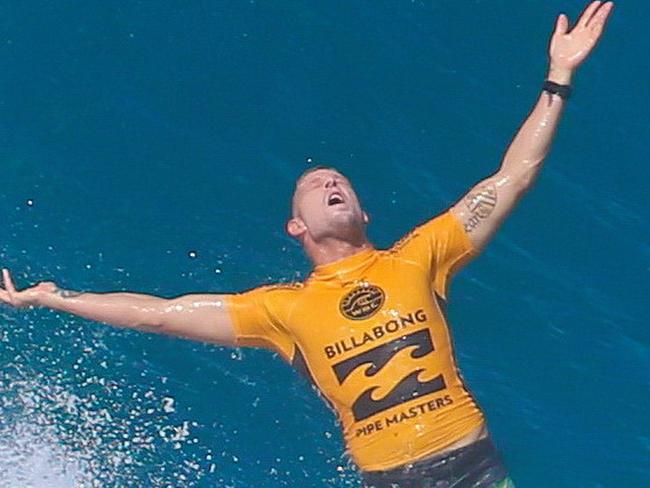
[0,268,57,308]
[549,1,614,75]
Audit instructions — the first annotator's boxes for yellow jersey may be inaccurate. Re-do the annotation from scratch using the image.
[226,210,486,471]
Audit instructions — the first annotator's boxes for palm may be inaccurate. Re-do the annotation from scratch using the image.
[0,268,56,308]
[549,1,614,71]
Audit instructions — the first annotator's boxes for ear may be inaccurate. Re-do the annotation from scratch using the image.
[362,210,370,225]
[286,217,306,239]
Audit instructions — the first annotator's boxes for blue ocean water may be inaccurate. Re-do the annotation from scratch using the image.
[1,1,647,486]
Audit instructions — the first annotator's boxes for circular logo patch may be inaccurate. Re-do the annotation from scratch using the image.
[340,284,385,320]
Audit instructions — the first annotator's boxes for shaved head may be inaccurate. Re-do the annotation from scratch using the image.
[291,165,340,218]
[286,165,368,245]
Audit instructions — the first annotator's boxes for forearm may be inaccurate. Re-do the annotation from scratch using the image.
[37,288,167,331]
[453,1,612,251]
[452,67,576,249]
[35,287,235,344]
[499,66,573,185]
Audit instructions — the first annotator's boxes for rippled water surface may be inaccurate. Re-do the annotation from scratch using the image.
[1,1,648,487]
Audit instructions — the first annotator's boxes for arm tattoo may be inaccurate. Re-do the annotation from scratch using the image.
[463,183,497,233]
[54,286,85,299]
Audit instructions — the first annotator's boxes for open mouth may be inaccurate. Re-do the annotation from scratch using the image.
[327,192,345,206]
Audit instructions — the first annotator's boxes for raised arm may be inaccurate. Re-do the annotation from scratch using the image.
[0,268,236,345]
[451,1,614,252]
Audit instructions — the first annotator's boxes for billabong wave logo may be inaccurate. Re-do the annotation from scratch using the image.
[332,329,445,421]
[340,284,385,320]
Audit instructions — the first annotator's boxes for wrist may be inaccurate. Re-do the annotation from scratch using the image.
[547,65,574,85]
[34,289,58,308]
[35,284,75,309]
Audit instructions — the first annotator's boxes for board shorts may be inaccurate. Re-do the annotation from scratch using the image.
[361,436,515,488]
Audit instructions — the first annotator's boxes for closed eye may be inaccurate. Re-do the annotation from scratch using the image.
[307,177,323,189]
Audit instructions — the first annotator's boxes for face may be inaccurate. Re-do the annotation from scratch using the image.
[288,169,369,242]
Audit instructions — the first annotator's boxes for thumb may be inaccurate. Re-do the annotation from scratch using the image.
[555,13,569,35]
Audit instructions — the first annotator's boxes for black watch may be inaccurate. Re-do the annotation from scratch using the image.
[542,80,572,100]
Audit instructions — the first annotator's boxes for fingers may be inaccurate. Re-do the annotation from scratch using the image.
[588,1,614,31]
[555,13,569,35]
[578,1,603,28]
[2,269,17,295]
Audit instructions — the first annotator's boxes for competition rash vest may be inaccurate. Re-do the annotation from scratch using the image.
[226,210,486,472]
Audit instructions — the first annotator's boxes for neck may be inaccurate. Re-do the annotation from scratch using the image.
[306,237,374,267]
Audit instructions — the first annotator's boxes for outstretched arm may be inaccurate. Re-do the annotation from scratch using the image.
[451,1,614,252]
[0,268,236,345]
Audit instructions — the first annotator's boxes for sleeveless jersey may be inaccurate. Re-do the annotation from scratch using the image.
[226,210,486,471]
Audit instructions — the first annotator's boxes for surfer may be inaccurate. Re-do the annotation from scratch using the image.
[0,2,613,486]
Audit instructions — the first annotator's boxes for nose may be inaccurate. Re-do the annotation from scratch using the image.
[325,178,338,189]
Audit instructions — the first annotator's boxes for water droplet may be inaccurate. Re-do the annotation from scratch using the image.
[162,397,175,413]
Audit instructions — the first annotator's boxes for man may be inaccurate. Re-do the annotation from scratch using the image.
[1,2,613,486]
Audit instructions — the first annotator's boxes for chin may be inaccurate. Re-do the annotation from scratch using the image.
[328,208,356,224]
[329,214,364,234]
